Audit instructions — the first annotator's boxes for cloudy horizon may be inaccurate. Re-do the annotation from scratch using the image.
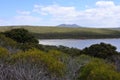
[0,0,120,28]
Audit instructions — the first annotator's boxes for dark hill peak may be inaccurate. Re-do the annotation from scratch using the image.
[57,24,81,27]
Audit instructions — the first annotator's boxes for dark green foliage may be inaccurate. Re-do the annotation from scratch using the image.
[33,31,120,39]
[4,28,38,44]
[83,42,118,59]
[18,43,41,51]
[35,45,82,57]
[57,46,82,57]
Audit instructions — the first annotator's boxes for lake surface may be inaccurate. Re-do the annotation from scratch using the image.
[39,39,120,52]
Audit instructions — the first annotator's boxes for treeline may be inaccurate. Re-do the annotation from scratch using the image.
[0,28,120,80]
[33,32,120,39]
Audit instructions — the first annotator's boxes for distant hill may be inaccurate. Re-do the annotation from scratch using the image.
[1,26,120,39]
[109,27,120,31]
[116,27,120,30]
[57,24,81,27]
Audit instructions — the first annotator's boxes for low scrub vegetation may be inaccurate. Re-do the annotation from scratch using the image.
[77,59,120,80]
[0,28,120,80]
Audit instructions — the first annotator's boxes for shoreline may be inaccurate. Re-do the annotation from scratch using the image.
[39,38,120,40]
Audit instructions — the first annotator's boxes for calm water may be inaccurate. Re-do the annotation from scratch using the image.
[39,39,120,52]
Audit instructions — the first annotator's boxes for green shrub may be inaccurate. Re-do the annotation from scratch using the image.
[0,34,18,53]
[0,34,17,48]
[58,45,82,57]
[48,50,70,62]
[10,48,65,76]
[77,59,120,80]
[4,28,38,44]
[83,42,118,59]
[0,47,9,61]
[74,54,92,65]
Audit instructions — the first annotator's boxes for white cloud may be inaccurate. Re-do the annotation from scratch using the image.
[4,15,42,26]
[0,19,3,24]
[96,1,115,7]
[13,15,41,24]
[1,1,120,27]
[33,1,120,28]
[17,10,31,15]
[0,19,6,26]
[4,10,42,25]
[33,4,80,23]
[0,10,42,26]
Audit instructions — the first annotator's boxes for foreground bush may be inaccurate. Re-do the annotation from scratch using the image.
[10,48,65,76]
[1,46,120,80]
[77,59,120,80]
[0,47,9,61]
[0,47,67,80]
[0,46,93,80]
[0,34,18,53]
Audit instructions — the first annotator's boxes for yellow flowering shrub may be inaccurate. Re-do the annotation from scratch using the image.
[77,58,120,80]
[10,48,65,76]
[0,47,9,59]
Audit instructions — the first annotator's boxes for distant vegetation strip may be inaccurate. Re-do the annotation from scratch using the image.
[0,26,120,39]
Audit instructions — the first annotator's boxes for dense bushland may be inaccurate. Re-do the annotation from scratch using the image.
[0,28,120,80]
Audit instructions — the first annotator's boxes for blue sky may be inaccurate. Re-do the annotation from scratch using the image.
[0,0,120,28]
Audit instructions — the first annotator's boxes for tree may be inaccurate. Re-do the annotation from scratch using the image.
[83,42,118,59]
[4,28,38,44]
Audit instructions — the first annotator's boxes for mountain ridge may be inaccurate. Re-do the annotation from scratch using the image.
[57,24,82,27]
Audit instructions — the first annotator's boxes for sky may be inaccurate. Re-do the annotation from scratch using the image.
[0,0,120,28]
